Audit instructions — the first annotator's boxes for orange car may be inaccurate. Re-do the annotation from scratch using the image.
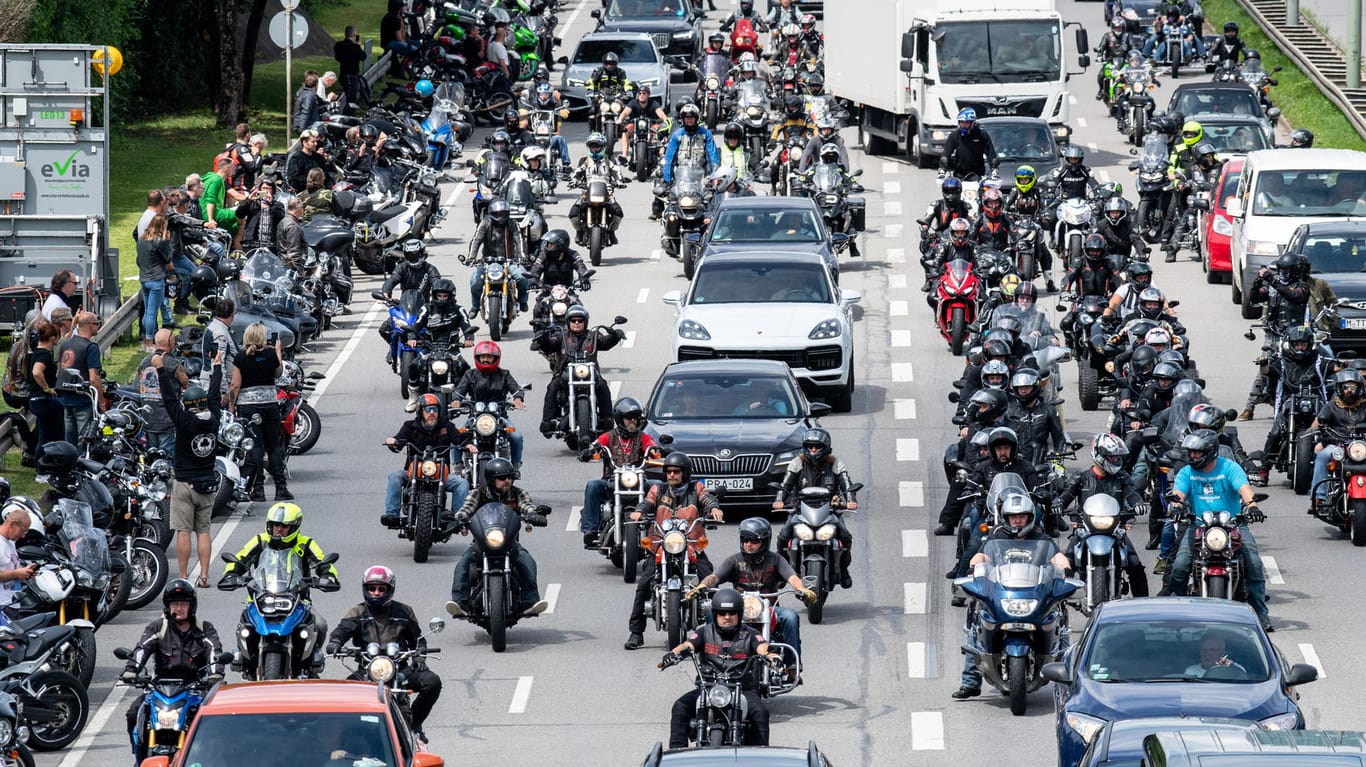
[139,680,444,767]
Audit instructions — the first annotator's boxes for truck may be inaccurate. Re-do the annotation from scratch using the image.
[826,0,1089,168]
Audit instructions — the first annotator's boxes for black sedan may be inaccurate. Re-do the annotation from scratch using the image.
[978,117,1064,190]
[593,0,703,60]
[1077,716,1258,767]
[644,359,830,509]
[1284,221,1366,354]
[1191,115,1273,156]
[642,742,836,766]
[1167,83,1278,146]
[693,196,851,277]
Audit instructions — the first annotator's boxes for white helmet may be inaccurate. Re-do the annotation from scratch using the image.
[521,145,548,166]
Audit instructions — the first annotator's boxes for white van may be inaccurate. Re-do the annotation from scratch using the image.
[1227,148,1366,318]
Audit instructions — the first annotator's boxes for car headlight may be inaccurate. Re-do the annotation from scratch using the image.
[420,460,439,477]
[1204,527,1229,552]
[1066,712,1107,743]
[663,530,688,554]
[1213,216,1233,236]
[431,360,450,376]
[930,130,950,141]
[485,528,506,548]
[678,319,711,340]
[573,364,592,380]
[1247,240,1284,256]
[815,524,837,541]
[620,470,641,489]
[1347,441,1366,462]
[672,31,692,39]
[742,595,765,622]
[707,686,734,707]
[793,523,814,541]
[475,413,498,437]
[1088,515,1116,531]
[809,319,842,340]
[774,449,800,464]
[1259,712,1300,731]
[1000,598,1038,617]
[368,656,397,683]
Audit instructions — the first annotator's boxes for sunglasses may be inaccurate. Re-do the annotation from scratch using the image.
[422,405,440,413]
[715,610,740,617]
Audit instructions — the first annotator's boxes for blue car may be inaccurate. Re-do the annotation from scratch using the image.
[1042,598,1319,767]
[1078,716,1258,767]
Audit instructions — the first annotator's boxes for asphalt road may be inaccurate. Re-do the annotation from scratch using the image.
[47,1,1363,766]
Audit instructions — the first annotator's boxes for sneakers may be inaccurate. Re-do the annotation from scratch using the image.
[624,632,645,650]
[445,600,469,618]
[1240,406,1256,421]
[951,685,981,699]
[250,486,267,502]
[1152,559,1168,574]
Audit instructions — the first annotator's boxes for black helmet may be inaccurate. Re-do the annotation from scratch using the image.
[431,278,456,312]
[1084,233,1107,262]
[1187,402,1226,433]
[182,385,210,410]
[162,578,198,621]
[783,94,803,116]
[401,238,426,264]
[36,440,79,475]
[360,123,380,144]
[483,457,517,485]
[1244,48,1261,60]
[661,451,692,483]
[215,257,241,282]
[1127,261,1153,288]
[488,199,511,226]
[806,72,824,91]
[1129,344,1159,377]
[1290,129,1314,148]
[612,397,644,434]
[1010,369,1042,405]
[987,426,1019,460]
[543,229,569,258]
[190,265,219,299]
[739,516,771,552]
[1273,252,1310,280]
[723,122,743,142]
[941,176,962,202]
[708,32,725,48]
[362,564,397,609]
[982,338,1011,361]
[1180,428,1220,468]
[490,130,511,152]
[1335,368,1364,403]
[711,588,743,620]
[1194,141,1218,167]
[1284,324,1315,362]
[1223,21,1239,33]
[503,107,521,126]
[802,427,832,462]
[1064,145,1085,165]
[1091,432,1130,476]
[1153,361,1182,390]
[564,304,589,326]
[678,103,701,123]
[968,388,1009,424]
[1016,282,1038,303]
[603,52,620,66]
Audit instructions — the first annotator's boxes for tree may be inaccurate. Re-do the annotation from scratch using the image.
[0,0,36,43]
[201,0,258,127]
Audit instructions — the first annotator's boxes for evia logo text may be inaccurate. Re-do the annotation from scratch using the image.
[42,150,90,180]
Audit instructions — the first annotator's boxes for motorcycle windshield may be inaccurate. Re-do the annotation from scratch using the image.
[997,305,1054,349]
[980,539,1059,588]
[699,54,730,81]
[674,166,706,198]
[434,81,465,109]
[242,250,291,291]
[504,177,535,212]
[1161,390,1213,445]
[1140,136,1168,170]
[426,104,450,132]
[944,259,973,283]
[1242,59,1266,78]
[483,155,511,186]
[469,502,519,551]
[812,164,840,193]
[1123,65,1151,86]
[56,498,111,576]
[251,548,304,596]
[985,472,1029,513]
[736,81,767,109]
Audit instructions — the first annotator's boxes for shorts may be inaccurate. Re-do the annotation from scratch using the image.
[170,480,214,533]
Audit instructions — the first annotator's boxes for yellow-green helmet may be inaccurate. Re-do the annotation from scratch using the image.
[265,502,303,545]
[1181,121,1203,148]
[1015,165,1037,194]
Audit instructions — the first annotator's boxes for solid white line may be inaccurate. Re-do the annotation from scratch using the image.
[906,641,928,677]
[898,481,924,507]
[609,380,622,399]
[636,288,649,303]
[910,711,945,750]
[882,161,898,174]
[903,582,927,614]
[1298,643,1327,679]
[58,686,129,767]
[902,530,928,558]
[896,438,920,461]
[544,583,561,614]
[885,180,902,195]
[566,505,582,532]
[889,300,908,316]
[889,273,908,289]
[892,362,914,381]
[1262,555,1284,584]
[621,330,638,349]
[1076,117,1088,129]
[508,676,534,714]
[885,224,904,239]
[891,330,912,348]
[887,247,907,264]
[893,398,917,419]
[558,0,591,36]
[883,201,904,217]
[310,302,386,406]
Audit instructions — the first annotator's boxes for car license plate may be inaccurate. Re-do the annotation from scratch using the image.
[704,477,753,491]
[1342,318,1366,330]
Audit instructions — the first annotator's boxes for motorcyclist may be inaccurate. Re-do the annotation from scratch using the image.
[945,427,1046,577]
[1159,121,1206,260]
[463,198,530,314]
[720,0,768,33]
[1053,433,1150,596]
[624,453,723,650]
[500,107,536,156]
[1307,368,1366,512]
[1242,253,1312,419]
[447,458,550,618]
[772,428,858,589]
[378,240,442,359]
[1005,166,1057,291]
[1287,128,1315,148]
[326,566,442,741]
[585,52,633,122]
[1166,429,1272,631]
[220,502,340,677]
[767,0,801,30]
[686,518,815,672]
[662,104,720,201]
[577,397,664,547]
[1095,16,1132,99]
[717,123,752,180]
[519,145,557,195]
[122,580,224,747]
[1168,141,1223,260]
[957,341,1020,403]
[1206,21,1246,67]
[521,81,573,173]
[382,393,471,526]
[568,132,627,242]
[765,95,815,172]
[1255,325,1330,479]
[1095,197,1149,267]
[1102,261,1155,320]
[798,14,821,58]
[773,22,805,65]
[798,117,847,172]
[1005,369,1068,466]
[409,277,472,351]
[923,218,976,294]
[1061,234,1120,299]
[451,340,527,468]
[526,229,591,307]
[971,188,1012,251]
[939,108,998,180]
[936,417,1024,535]
[1049,145,1101,202]
[617,84,670,163]
[701,32,727,58]
[661,589,776,747]
[535,304,623,436]
[918,176,972,262]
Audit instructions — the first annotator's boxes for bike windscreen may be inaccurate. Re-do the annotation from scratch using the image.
[1242,58,1266,78]
[1140,135,1169,169]
[242,250,291,289]
[426,103,450,132]
[483,155,511,186]
[56,498,111,577]
[812,163,841,193]
[434,80,465,109]
[979,538,1059,588]
[1161,388,1214,444]
[503,177,536,213]
[736,81,768,111]
[674,165,706,196]
[698,53,730,81]
[250,547,304,596]
[944,258,973,283]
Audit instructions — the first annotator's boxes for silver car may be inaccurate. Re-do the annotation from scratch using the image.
[559,32,676,113]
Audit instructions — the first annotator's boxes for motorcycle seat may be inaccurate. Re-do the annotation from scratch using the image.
[4,612,54,634]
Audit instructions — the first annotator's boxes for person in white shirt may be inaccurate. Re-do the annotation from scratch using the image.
[0,497,38,616]
[135,188,168,239]
[42,270,77,321]
[1183,632,1247,677]
[487,22,511,79]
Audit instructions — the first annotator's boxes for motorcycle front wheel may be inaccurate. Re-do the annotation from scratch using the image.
[622,523,640,584]
[589,226,605,267]
[288,403,322,456]
[488,572,508,653]
[804,560,825,625]
[260,651,286,681]
[1007,655,1029,715]
[413,491,437,563]
[61,627,96,688]
[487,294,505,342]
[666,590,684,649]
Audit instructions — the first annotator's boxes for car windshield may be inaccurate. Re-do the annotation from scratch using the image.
[935,20,1062,84]
[1301,234,1366,272]
[1170,88,1262,118]
[1083,621,1273,683]
[650,374,801,419]
[690,261,832,304]
[181,712,397,767]
[984,123,1056,161]
[572,39,658,64]
[1199,123,1269,154]
[607,0,688,18]
[710,208,823,242]
[1252,170,1366,216]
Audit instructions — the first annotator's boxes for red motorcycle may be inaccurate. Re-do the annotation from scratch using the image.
[277,359,324,456]
[730,18,761,62]
[932,258,980,355]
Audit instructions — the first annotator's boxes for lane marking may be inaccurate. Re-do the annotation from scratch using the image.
[898,481,924,507]
[1263,555,1285,585]
[885,223,904,239]
[889,273,908,289]
[883,201,903,217]
[887,247,906,264]
[906,641,928,677]
[889,300,908,317]
[559,0,592,37]
[882,161,898,174]
[893,398,917,419]
[892,362,914,381]
[566,505,583,532]
[1068,94,1078,105]
[509,676,534,714]
[58,686,129,767]
[609,380,622,399]
[885,180,902,195]
[1298,643,1327,679]
[891,330,912,348]
[650,249,662,262]
[621,330,638,349]
[902,529,928,558]
[636,288,649,303]
[896,438,920,461]
[910,711,945,750]
[310,302,386,406]
[1076,116,1088,128]
[1097,169,1112,184]
[903,582,927,614]
[544,583,561,614]
[1087,142,1099,152]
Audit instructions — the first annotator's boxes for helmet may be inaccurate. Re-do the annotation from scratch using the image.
[998,274,1022,300]
[1144,327,1173,351]
[360,123,380,145]
[487,199,511,226]
[503,107,520,127]
[535,81,553,98]
[969,388,1009,424]
[1290,129,1314,148]
[956,107,977,128]
[949,217,970,243]
[483,457,517,485]
[1111,15,1125,31]
[661,451,692,483]
[162,578,198,621]
[533,67,550,84]
[431,278,456,312]
[362,565,397,608]
[1335,368,1364,403]
[941,176,963,203]
[1284,325,1315,362]
[1104,196,1128,224]
[1129,344,1158,377]
[709,165,739,191]
[1010,369,1041,404]
[521,145,547,167]
[708,32,725,48]
[782,22,800,39]
[1127,261,1153,288]
[981,359,1011,390]
[1244,48,1261,60]
[818,142,841,163]
[0,496,40,527]
[181,385,209,410]
[1181,120,1203,147]
[994,315,1023,338]
[1159,350,1187,370]
[37,441,78,475]
[679,103,701,124]
[417,392,441,415]
[472,340,502,373]
[1224,21,1239,33]
[603,51,620,66]
[1137,287,1165,320]
[586,132,607,153]
[613,397,645,434]
[739,517,772,551]
[987,426,1019,461]
[723,122,743,143]
[802,427,832,462]
[414,79,435,98]
[1180,428,1220,468]
[783,95,803,116]
[816,116,837,139]
[805,72,824,93]
[189,265,219,299]
[1153,361,1182,390]
[1091,432,1130,476]
[1014,165,1036,194]
[265,502,303,545]
[1188,402,1226,433]
[739,60,758,76]
[1274,252,1311,280]
[982,338,1011,361]
[981,188,1003,216]
[711,588,743,619]
[401,238,426,264]
[801,13,815,28]
[1194,141,1218,168]
[542,229,570,259]
[1084,233,1107,262]
[215,257,241,282]
[490,130,511,153]
[1000,492,1036,537]
[1064,145,1085,165]
[564,304,589,328]
[1016,282,1038,304]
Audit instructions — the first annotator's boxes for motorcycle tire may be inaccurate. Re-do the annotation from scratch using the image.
[622,522,641,584]
[260,651,286,681]
[574,398,595,450]
[1087,572,1110,612]
[488,572,508,653]
[1205,574,1229,599]
[141,503,172,550]
[683,243,697,280]
[949,307,968,356]
[805,561,825,625]
[413,491,437,564]
[101,558,132,627]
[708,726,726,748]
[124,538,170,611]
[1007,655,1029,716]
[1137,199,1160,243]
[60,627,96,689]
[704,100,719,130]
[1131,109,1146,146]
[1078,362,1101,411]
[399,350,416,399]
[22,670,89,751]
[1292,433,1313,495]
[1066,236,1083,270]
[487,295,504,342]
[211,471,235,519]
[288,403,322,456]
[666,590,684,650]
[6,743,36,767]
[1351,499,1366,546]
[589,226,604,267]
[634,144,650,183]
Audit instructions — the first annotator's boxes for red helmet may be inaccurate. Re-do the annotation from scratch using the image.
[473,340,502,373]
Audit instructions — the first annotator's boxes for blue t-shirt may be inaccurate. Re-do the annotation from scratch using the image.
[1173,457,1247,518]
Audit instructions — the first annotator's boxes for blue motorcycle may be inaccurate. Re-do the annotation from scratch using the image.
[421,100,461,170]
[218,549,339,680]
[372,289,431,400]
[956,539,1081,715]
[114,646,233,764]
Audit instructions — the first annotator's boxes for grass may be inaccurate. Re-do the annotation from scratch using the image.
[1202,0,1366,151]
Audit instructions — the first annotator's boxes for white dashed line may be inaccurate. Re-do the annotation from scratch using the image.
[57,687,128,767]
[890,300,908,316]
[621,330,637,349]
[904,582,928,614]
[892,362,914,381]
[893,398,917,419]
[896,438,920,461]
[883,201,904,217]
[1076,117,1088,129]
[882,161,898,174]
[609,380,622,399]
[543,583,561,614]
[1087,142,1098,152]
[898,481,924,507]
[636,288,649,303]
[650,249,662,262]
[889,273,907,289]
[902,530,928,558]
[1068,94,1078,105]
[566,505,582,532]
[885,180,902,195]
[911,711,945,750]
[1263,555,1285,585]
[887,247,907,264]
[886,223,904,239]
[906,641,929,677]
[1298,643,1327,679]
[891,330,913,347]
[1097,169,1111,184]
[509,676,534,714]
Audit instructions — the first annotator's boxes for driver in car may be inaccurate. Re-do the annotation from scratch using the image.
[1184,631,1247,677]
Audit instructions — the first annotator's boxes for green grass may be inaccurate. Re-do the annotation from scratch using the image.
[1203,0,1366,151]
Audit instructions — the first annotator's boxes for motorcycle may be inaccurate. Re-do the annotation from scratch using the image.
[1130,133,1170,243]
[1170,492,1267,598]
[778,484,862,624]
[549,315,628,450]
[528,107,570,178]
[373,289,429,398]
[210,411,258,519]
[767,124,809,197]
[469,151,512,225]
[1254,379,1321,495]
[345,162,439,275]
[1116,63,1158,146]
[796,163,865,260]
[737,589,800,698]
[451,501,551,652]
[476,253,521,342]
[0,617,92,751]
[529,271,594,358]
[1308,430,1366,544]
[387,443,456,563]
[420,98,462,169]
[503,166,548,257]
[23,498,126,631]
[626,113,665,183]
[1067,494,1140,614]
[113,646,234,765]
[641,515,711,647]
[932,258,980,356]
[1053,195,1095,268]
[732,80,772,173]
[589,83,626,151]
[278,359,325,457]
[1239,58,1283,117]
[329,617,445,729]
[218,549,340,680]
[583,448,658,581]
[103,463,170,612]
[454,392,526,493]
[664,164,710,263]
[0,689,33,766]
[570,169,623,267]
[411,335,474,409]
[955,539,1081,715]
[696,52,731,129]
[729,17,762,62]
[659,652,770,748]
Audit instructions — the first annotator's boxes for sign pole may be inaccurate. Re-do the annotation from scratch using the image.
[286,10,294,143]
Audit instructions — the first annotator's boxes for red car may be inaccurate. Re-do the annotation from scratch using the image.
[1200,157,1243,284]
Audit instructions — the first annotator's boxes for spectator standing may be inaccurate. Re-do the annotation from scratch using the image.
[317,71,339,102]
[2,315,38,465]
[382,0,420,73]
[25,321,63,451]
[205,298,239,393]
[137,213,174,352]
[55,311,106,443]
[277,198,307,269]
[156,347,224,584]
[237,133,269,191]
[285,129,332,194]
[42,270,77,321]
[235,180,285,252]
[137,329,187,454]
[167,190,212,315]
[230,323,292,502]
[487,21,512,79]
[334,26,368,106]
[135,189,168,239]
[293,71,322,135]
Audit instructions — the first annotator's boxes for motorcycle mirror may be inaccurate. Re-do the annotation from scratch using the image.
[1267,107,1282,120]
[1167,299,1181,308]
[371,290,386,300]
[464,158,476,168]
[852,169,864,177]
[767,482,785,492]
[521,382,534,391]
[1252,493,1269,503]
[613,315,628,325]
[583,268,598,279]
[220,552,243,565]
[590,8,600,16]
[319,552,341,566]
[467,325,482,336]
[1244,330,1257,341]
[42,512,62,533]
[1055,305,1067,312]
[428,617,446,633]
[1225,408,1239,422]
[17,545,45,561]
[947,391,960,403]
[809,402,833,418]
[113,647,133,661]
[216,651,235,664]
[951,415,966,425]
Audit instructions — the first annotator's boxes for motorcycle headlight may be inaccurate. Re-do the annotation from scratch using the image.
[145,480,168,502]
[1000,598,1038,617]
[610,102,622,114]
[747,106,761,118]
[151,458,173,478]
[223,422,245,446]
[487,263,507,281]
[259,594,297,614]
[793,523,814,541]
[620,470,641,489]
[707,686,734,708]
[663,530,688,554]
[368,656,397,683]
[1062,207,1088,225]
[1347,441,1366,462]
[815,524,837,541]
[573,364,592,380]
[242,438,255,452]
[680,196,698,208]
[484,528,506,548]
[1066,712,1107,743]
[820,194,839,205]
[475,414,498,436]
[1078,312,1094,326]
[1259,712,1300,731]
[706,76,720,90]
[552,301,568,318]
[431,360,450,376]
[153,705,182,731]
[679,320,711,340]
[1089,515,1116,531]
[1212,216,1233,236]
[809,319,842,340]
[1205,527,1229,552]
[742,595,765,622]
[420,460,439,477]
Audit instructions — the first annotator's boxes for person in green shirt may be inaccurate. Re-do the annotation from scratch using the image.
[200,157,241,244]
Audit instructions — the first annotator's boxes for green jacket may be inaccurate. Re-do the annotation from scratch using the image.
[224,532,338,580]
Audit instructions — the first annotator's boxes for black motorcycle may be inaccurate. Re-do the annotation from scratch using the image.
[777,484,861,624]
[386,443,457,563]
[329,618,445,729]
[794,162,865,260]
[451,501,551,652]
[454,390,527,493]
[547,316,627,450]
[659,652,772,747]
[1129,133,1169,243]
[0,617,91,751]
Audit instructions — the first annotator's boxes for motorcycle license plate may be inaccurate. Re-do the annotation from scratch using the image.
[1342,318,1366,330]
[704,477,753,491]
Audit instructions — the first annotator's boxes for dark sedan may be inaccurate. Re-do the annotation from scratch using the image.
[593,0,703,60]
[978,117,1064,190]
[1193,116,1273,156]
[1284,221,1366,354]
[644,359,830,509]
[1077,717,1258,767]
[1168,83,1278,146]
[641,742,836,766]
[1043,598,1317,767]
[695,196,850,277]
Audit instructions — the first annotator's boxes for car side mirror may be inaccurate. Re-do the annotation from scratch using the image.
[1267,107,1281,121]
[413,753,445,767]
[1285,662,1319,686]
[685,232,702,243]
[1226,198,1244,217]
[659,434,675,445]
[1041,662,1074,684]
[840,288,862,306]
[809,402,832,418]
[661,290,682,306]
[556,56,569,65]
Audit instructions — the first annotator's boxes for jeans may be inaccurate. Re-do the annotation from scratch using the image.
[1168,523,1268,616]
[773,606,802,663]
[63,404,92,444]
[450,542,541,609]
[384,470,469,516]
[28,396,64,450]
[1311,447,1335,500]
[386,40,423,58]
[468,265,530,312]
[145,429,176,454]
[581,479,663,533]
[140,280,165,340]
[628,553,714,634]
[508,432,525,466]
[549,135,571,166]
